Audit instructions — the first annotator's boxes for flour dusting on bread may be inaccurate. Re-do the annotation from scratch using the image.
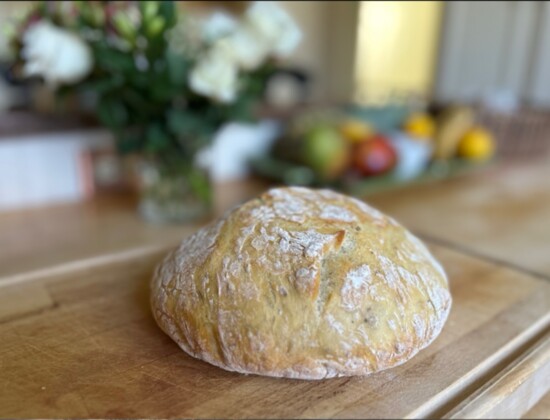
[151,187,452,379]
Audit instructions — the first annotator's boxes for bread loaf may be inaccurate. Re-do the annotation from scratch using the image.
[151,187,451,379]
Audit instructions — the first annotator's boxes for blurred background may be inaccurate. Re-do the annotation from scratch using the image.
[2,4,550,415]
[0,1,549,217]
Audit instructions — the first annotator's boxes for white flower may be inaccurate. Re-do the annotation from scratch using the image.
[21,21,93,88]
[245,1,302,58]
[201,11,238,42]
[189,46,238,103]
[225,24,269,70]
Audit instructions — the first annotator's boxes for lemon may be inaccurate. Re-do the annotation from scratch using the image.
[457,127,495,161]
[340,119,373,144]
[404,113,435,140]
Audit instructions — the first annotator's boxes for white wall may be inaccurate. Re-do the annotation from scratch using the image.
[277,1,359,102]
[325,1,360,103]
[527,2,550,107]
[435,1,550,107]
[276,1,329,100]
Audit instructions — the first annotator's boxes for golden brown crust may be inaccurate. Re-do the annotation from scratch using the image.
[151,187,452,379]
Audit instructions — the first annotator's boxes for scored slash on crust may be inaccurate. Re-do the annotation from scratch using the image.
[151,187,452,380]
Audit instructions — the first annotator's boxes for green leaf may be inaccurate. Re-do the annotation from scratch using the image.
[97,98,128,130]
[158,1,177,29]
[80,74,124,95]
[187,167,212,203]
[145,123,172,153]
[112,12,137,41]
[120,88,152,119]
[167,109,203,136]
[146,16,166,37]
[166,51,188,87]
[94,47,135,74]
[127,71,150,89]
[230,96,255,122]
[141,1,160,21]
[151,83,176,102]
[117,129,144,154]
[76,1,104,27]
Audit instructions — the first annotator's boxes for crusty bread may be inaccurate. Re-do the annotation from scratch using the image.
[151,187,451,379]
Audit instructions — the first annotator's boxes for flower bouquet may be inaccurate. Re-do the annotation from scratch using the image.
[8,1,301,222]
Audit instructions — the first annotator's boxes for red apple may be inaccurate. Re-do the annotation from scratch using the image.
[354,135,397,176]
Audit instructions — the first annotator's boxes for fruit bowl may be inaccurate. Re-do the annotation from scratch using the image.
[249,155,493,197]
[250,103,496,197]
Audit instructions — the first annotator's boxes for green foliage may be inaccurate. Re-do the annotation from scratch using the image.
[145,123,172,153]
[186,166,212,203]
[97,96,128,130]
[166,51,189,87]
[11,0,273,162]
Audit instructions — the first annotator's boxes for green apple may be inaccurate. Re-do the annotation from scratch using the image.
[303,125,350,180]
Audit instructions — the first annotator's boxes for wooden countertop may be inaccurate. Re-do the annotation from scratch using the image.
[525,392,550,419]
[1,155,549,418]
[1,154,549,284]
[0,179,268,284]
[368,154,550,279]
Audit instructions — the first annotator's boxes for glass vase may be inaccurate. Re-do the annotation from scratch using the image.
[134,156,212,224]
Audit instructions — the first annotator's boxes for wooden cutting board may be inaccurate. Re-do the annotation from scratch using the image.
[1,243,549,419]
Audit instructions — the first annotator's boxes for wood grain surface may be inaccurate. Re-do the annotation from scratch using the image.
[368,154,550,278]
[1,243,549,419]
[445,332,550,419]
[1,152,549,418]
[1,154,549,285]
[0,179,267,283]
[523,391,550,419]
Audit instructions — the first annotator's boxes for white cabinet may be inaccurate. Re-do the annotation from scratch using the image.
[435,1,550,106]
[527,2,550,106]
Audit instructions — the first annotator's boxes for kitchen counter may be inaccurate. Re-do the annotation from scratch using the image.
[0,179,268,283]
[369,154,550,279]
[0,154,549,418]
